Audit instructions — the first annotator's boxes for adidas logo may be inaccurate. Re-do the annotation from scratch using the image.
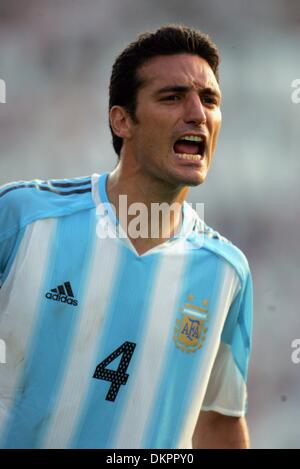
[45,281,78,307]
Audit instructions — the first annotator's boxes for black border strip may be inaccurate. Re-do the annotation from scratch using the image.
[0,449,290,465]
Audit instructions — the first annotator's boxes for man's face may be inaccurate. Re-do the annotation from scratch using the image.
[124,53,222,188]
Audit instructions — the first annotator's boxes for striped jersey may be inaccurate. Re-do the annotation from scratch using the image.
[0,172,253,448]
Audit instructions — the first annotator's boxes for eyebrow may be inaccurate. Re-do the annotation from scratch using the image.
[155,85,221,99]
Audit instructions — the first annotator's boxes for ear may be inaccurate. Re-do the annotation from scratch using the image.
[109,105,133,140]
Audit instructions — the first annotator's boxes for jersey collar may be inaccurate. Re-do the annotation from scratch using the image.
[94,172,203,254]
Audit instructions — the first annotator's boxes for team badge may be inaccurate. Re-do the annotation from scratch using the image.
[173,295,209,353]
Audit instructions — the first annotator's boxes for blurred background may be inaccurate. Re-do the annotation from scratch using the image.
[0,0,299,448]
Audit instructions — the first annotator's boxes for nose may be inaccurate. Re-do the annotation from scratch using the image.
[184,94,206,125]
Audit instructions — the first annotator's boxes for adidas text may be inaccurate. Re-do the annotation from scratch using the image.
[45,292,78,306]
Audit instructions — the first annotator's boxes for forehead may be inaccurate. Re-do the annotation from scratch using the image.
[138,53,220,94]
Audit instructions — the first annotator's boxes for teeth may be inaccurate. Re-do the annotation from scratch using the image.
[176,153,202,161]
[181,135,203,142]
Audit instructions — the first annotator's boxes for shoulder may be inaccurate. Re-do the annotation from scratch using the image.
[191,218,250,285]
[0,175,95,242]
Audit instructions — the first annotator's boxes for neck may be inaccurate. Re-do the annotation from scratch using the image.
[106,163,189,255]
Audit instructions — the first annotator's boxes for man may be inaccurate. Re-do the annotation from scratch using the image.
[0,25,253,448]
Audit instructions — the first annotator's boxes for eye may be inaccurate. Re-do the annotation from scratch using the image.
[162,94,181,102]
[202,95,218,106]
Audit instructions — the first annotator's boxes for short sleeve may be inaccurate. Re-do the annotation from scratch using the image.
[0,183,25,288]
[202,271,253,416]
[0,231,25,289]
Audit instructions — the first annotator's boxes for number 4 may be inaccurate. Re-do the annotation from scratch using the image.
[93,341,136,402]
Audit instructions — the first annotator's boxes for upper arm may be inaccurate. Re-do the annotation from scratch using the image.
[192,410,250,449]
[195,268,253,448]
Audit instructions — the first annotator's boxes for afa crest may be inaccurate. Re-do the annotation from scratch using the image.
[173,296,209,353]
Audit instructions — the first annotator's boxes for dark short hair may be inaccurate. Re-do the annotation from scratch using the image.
[109,24,220,157]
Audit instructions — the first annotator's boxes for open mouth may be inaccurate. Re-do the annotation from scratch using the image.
[173,135,206,161]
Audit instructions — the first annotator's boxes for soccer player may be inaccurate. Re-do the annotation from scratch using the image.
[0,25,253,449]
